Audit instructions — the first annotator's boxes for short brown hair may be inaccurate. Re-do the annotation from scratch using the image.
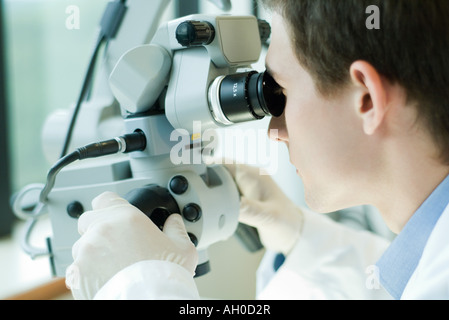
[263,0,449,164]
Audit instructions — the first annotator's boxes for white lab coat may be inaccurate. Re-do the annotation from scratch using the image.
[94,205,449,300]
[255,208,391,299]
[401,202,449,299]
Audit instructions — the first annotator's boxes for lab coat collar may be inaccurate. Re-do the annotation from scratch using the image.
[376,174,449,300]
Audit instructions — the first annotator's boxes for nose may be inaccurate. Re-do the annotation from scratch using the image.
[268,112,288,143]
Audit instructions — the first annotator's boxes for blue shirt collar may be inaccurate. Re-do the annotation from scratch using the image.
[376,174,449,300]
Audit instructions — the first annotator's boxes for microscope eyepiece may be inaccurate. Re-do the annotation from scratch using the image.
[208,71,285,126]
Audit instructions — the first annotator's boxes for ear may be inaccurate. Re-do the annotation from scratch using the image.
[350,61,387,135]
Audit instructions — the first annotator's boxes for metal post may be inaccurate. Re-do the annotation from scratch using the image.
[0,0,14,237]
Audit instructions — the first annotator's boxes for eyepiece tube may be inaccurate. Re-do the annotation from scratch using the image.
[208,71,285,126]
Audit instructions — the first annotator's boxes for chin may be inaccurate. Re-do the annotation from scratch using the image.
[304,193,333,214]
[303,186,354,214]
[305,200,337,214]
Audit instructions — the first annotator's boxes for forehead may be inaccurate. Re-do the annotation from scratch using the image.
[265,13,300,81]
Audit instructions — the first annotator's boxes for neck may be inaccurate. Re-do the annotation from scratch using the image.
[377,165,449,234]
[371,135,449,234]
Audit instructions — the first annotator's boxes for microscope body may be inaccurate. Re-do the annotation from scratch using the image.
[46,14,265,277]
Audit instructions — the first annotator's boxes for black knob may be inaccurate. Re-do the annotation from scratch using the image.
[258,19,271,44]
[176,21,215,47]
[169,175,189,195]
[67,201,84,219]
[182,203,202,222]
[124,185,180,230]
[188,233,198,247]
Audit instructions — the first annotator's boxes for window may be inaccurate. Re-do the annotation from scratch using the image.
[5,0,107,191]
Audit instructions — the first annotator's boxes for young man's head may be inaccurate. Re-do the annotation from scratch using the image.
[263,0,449,230]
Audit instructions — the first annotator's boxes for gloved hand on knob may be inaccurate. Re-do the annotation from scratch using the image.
[65,191,198,300]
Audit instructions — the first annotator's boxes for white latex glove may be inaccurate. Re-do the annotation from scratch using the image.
[65,191,198,300]
[225,163,304,255]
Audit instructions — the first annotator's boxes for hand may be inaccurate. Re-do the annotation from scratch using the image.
[224,163,303,255]
[65,191,198,300]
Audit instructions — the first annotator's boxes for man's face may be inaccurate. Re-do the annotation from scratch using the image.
[266,13,376,213]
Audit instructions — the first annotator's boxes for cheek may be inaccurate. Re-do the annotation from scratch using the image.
[284,96,326,160]
[284,95,353,175]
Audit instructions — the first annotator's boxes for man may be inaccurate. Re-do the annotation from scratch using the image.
[67,0,449,299]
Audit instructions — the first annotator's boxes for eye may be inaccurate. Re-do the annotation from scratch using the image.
[273,85,285,96]
[265,71,285,95]
[263,71,286,118]
[279,86,287,97]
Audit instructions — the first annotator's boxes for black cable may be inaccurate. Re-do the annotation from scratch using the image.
[59,0,127,158]
[41,131,146,204]
[60,34,106,158]
[40,152,80,203]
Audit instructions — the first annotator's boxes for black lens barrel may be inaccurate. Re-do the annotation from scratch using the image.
[216,71,285,125]
[217,72,261,123]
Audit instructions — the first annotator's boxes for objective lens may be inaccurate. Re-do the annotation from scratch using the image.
[208,71,285,126]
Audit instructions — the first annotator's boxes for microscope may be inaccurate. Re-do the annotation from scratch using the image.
[13,0,285,278]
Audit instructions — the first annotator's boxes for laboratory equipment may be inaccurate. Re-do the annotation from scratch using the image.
[13,0,285,277]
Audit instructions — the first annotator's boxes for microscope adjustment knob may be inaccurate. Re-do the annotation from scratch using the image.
[258,19,271,44]
[182,203,202,222]
[169,175,189,195]
[124,185,180,230]
[188,233,198,247]
[67,201,84,219]
[176,21,215,47]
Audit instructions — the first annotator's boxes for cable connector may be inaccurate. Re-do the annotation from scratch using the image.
[77,131,146,160]
[40,131,146,203]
